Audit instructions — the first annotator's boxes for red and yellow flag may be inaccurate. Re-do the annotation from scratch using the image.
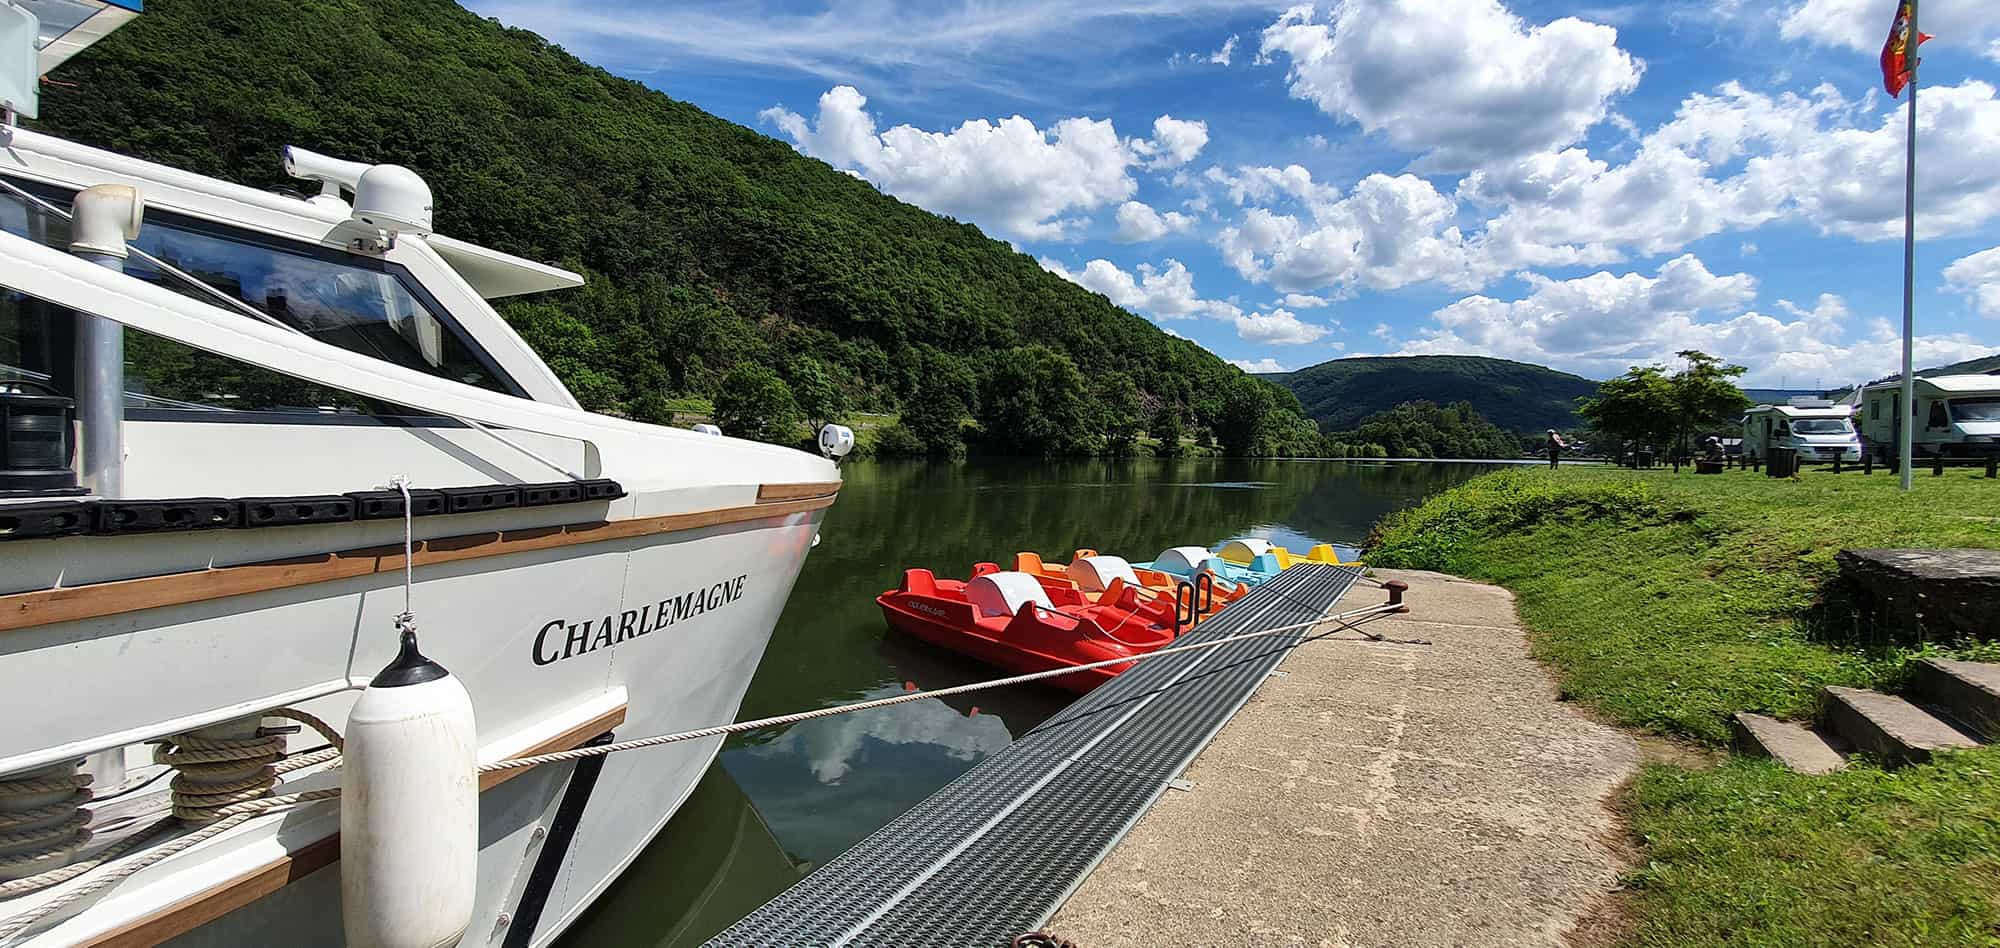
[1879,0,1933,98]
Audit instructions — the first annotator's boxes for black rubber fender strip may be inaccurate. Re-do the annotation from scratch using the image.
[344,487,448,520]
[0,500,93,540]
[0,479,623,540]
[237,494,356,528]
[94,498,237,534]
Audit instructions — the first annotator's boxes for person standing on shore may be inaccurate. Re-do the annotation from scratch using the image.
[1546,429,1566,469]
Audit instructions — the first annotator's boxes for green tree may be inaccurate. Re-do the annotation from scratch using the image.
[1330,400,1520,459]
[976,345,1101,456]
[1580,351,1750,458]
[1096,371,1144,456]
[712,364,803,445]
[1150,404,1186,457]
[1216,375,1275,456]
[787,356,848,432]
[895,349,976,456]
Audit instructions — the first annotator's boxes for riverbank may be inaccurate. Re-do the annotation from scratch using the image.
[1367,467,2000,946]
[1049,569,1640,946]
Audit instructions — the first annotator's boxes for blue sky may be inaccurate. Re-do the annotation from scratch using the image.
[464,0,2000,385]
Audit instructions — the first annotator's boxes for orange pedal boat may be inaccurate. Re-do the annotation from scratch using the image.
[877,563,1185,693]
[1013,550,1245,619]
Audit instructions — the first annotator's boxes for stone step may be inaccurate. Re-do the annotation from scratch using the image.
[1820,686,1981,766]
[1910,658,2000,741]
[1731,712,1847,774]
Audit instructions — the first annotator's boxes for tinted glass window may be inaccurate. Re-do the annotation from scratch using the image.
[1,180,520,396]
[1928,401,1949,428]
[3,286,404,415]
[1952,398,2000,422]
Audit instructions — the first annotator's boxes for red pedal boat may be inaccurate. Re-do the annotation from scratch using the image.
[877,563,1184,693]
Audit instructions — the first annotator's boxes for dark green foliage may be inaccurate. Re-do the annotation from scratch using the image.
[1581,350,1753,456]
[31,0,1322,454]
[975,345,1101,456]
[1149,404,1185,457]
[786,356,848,431]
[711,364,801,445]
[1215,375,1273,456]
[1096,371,1143,456]
[1328,400,1521,459]
[1270,355,1598,433]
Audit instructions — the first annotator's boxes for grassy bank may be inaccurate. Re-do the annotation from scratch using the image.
[1368,466,2000,946]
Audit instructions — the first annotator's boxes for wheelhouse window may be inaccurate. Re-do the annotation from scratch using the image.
[0,178,521,397]
[3,285,407,416]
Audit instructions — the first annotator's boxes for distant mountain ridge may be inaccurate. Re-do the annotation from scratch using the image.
[1263,355,1598,433]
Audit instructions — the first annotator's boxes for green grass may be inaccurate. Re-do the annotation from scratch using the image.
[1369,466,2000,741]
[1628,755,2000,946]
[1368,466,2000,947]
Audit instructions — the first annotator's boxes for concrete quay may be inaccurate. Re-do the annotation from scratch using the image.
[1047,569,1641,948]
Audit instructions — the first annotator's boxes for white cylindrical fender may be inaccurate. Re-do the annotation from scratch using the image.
[341,632,477,948]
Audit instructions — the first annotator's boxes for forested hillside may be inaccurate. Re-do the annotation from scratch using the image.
[1264,355,1597,433]
[32,0,1321,456]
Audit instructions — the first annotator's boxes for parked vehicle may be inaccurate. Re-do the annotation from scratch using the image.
[1743,399,1861,463]
[1857,375,2000,459]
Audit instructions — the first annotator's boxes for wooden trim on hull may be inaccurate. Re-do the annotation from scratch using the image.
[0,487,838,634]
[76,704,628,948]
[755,481,841,504]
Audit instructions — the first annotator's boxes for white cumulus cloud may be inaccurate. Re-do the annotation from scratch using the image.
[1779,0,2000,61]
[1234,308,1332,345]
[1396,255,1998,385]
[1130,116,1211,169]
[762,87,1207,241]
[1210,34,1240,65]
[1229,357,1289,372]
[1216,171,1493,292]
[1465,80,2000,268]
[1280,293,1331,308]
[1944,247,2000,317]
[1257,0,1643,168]
[1039,257,1238,321]
[1113,201,1195,242]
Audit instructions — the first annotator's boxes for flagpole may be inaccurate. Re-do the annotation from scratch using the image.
[1897,0,1919,491]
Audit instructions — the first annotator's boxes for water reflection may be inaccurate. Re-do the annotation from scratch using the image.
[558,458,1488,946]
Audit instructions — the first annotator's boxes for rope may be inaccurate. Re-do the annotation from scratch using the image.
[152,709,343,823]
[0,771,92,880]
[475,599,1407,777]
[1013,932,1080,948]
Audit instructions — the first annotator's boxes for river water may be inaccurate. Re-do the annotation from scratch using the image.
[557,458,1490,946]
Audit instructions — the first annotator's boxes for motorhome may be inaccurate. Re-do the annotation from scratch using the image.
[1858,374,2000,459]
[1742,399,1861,463]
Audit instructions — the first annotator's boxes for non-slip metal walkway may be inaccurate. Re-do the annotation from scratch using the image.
[707,563,1366,948]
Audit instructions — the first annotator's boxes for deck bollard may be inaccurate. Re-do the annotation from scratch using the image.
[1383,579,1409,613]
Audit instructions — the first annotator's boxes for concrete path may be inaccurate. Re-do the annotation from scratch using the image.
[1048,569,1640,948]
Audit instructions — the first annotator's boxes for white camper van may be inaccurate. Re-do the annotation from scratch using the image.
[1743,399,1861,463]
[1858,374,2000,459]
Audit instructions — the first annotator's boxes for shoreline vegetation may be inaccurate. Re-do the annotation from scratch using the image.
[1368,467,2000,946]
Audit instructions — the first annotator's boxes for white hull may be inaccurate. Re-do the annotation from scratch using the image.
[3,499,826,947]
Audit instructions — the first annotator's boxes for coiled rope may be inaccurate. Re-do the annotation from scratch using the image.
[0,772,93,881]
[154,709,343,823]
